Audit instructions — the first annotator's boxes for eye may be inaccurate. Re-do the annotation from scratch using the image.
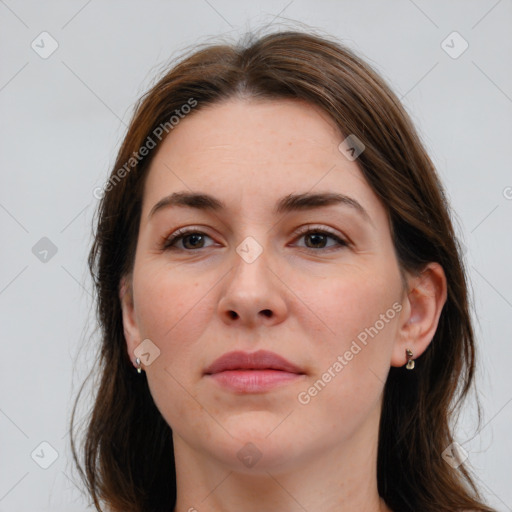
[292,226,349,251]
[160,225,349,252]
[160,228,216,251]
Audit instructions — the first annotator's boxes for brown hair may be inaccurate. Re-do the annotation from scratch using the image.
[70,28,495,512]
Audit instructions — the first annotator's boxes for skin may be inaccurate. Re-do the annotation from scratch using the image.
[120,97,447,512]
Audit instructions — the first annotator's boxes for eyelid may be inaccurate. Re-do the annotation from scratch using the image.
[292,224,345,239]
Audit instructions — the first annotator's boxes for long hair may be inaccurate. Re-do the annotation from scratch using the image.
[70,28,495,512]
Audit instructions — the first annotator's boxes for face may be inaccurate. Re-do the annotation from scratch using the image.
[121,98,411,472]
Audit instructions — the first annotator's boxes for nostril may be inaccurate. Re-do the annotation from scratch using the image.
[228,311,238,320]
[261,309,272,317]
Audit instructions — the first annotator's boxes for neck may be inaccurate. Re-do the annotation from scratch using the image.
[172,404,390,512]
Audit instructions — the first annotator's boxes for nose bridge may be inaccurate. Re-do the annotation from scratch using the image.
[217,233,287,325]
[229,234,273,296]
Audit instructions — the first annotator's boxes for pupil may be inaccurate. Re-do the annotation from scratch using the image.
[307,233,325,248]
[185,234,203,248]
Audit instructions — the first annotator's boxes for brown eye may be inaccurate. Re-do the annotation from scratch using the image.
[180,233,207,249]
[294,228,348,251]
[304,232,330,249]
[162,230,215,251]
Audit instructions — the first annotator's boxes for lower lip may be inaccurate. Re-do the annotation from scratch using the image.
[206,370,303,393]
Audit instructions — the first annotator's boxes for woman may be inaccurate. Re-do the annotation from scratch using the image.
[70,29,496,512]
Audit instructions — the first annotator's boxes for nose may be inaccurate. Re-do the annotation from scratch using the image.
[217,246,288,328]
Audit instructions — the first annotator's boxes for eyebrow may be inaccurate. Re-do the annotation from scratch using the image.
[148,191,373,225]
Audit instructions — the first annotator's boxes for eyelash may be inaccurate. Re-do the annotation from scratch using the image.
[159,225,349,252]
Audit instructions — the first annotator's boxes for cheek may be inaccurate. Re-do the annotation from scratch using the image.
[303,264,400,343]
[303,266,400,396]
[131,265,219,390]
[134,263,212,338]
[133,268,215,431]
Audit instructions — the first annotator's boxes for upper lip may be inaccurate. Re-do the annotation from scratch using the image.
[204,350,304,375]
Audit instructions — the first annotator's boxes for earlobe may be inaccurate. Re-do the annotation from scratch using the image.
[391,262,447,368]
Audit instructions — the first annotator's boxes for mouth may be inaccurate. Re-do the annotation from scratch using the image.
[204,350,306,393]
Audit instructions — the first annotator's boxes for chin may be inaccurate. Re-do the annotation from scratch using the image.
[206,422,306,474]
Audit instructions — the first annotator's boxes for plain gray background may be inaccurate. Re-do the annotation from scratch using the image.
[1,1,511,511]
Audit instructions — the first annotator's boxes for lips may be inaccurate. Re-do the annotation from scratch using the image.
[204,349,304,375]
[203,350,305,393]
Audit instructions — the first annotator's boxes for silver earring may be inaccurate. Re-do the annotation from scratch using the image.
[405,348,415,370]
[135,357,142,374]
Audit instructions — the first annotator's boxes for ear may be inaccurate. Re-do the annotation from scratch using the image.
[119,275,142,369]
[391,262,447,368]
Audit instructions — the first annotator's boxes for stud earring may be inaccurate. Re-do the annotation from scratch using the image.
[405,348,415,370]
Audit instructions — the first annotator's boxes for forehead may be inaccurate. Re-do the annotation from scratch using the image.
[141,98,385,223]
